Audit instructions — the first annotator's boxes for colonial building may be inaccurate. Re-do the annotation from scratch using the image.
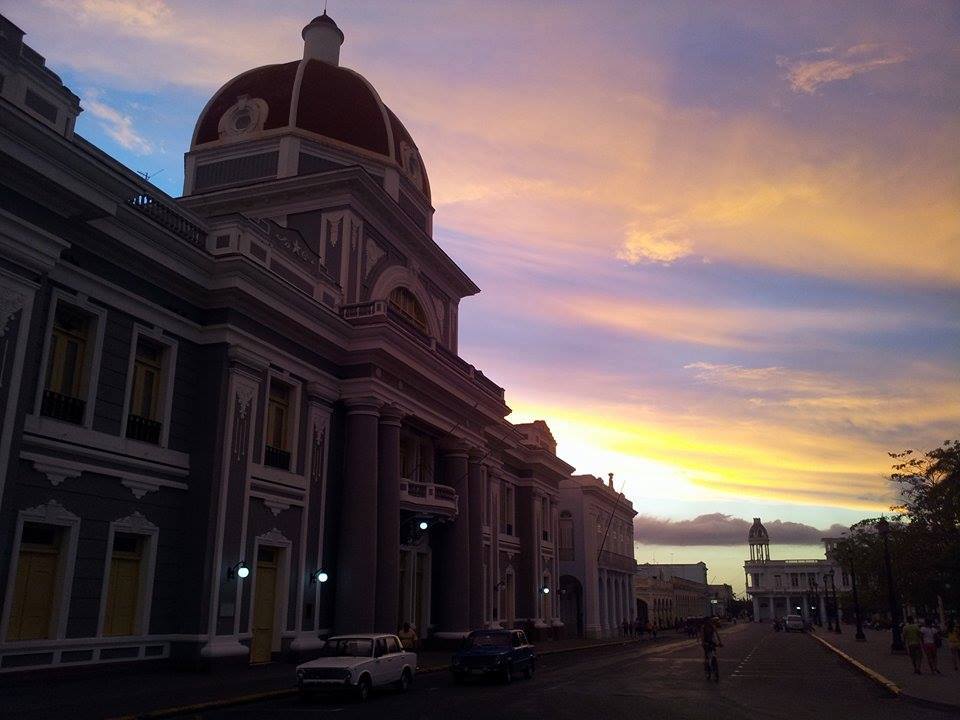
[744,518,850,623]
[557,474,637,638]
[0,12,575,672]
[634,563,710,627]
[708,583,734,617]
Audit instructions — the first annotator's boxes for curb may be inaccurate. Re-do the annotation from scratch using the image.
[109,636,651,718]
[810,631,901,697]
[811,632,960,714]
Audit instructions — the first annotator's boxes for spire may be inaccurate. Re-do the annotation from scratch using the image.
[302,10,344,65]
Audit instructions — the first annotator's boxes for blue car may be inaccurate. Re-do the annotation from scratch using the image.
[451,629,536,684]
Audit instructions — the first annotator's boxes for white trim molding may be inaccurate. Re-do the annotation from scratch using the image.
[95,511,160,639]
[118,323,180,449]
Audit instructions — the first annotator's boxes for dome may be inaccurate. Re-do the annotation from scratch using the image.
[190,13,430,201]
[748,517,769,541]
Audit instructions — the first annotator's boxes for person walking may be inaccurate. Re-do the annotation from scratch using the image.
[398,622,419,652]
[903,616,924,674]
[946,619,960,672]
[921,617,941,674]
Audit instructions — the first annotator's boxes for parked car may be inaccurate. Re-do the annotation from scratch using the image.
[784,614,805,633]
[451,629,536,684]
[296,634,416,701]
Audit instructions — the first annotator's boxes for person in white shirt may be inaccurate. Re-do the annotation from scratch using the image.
[920,618,941,674]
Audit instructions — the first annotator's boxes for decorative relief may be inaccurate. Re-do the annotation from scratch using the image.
[257,527,291,546]
[399,140,425,187]
[22,499,79,524]
[121,478,160,500]
[113,510,158,533]
[432,296,446,329]
[350,222,360,252]
[310,422,327,486]
[364,240,385,279]
[218,94,269,139]
[233,384,257,463]
[262,498,290,517]
[0,285,26,339]
[236,385,255,420]
[33,460,80,487]
[327,217,343,248]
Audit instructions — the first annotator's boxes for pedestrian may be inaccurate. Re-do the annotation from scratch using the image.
[947,619,960,672]
[921,617,941,674]
[398,622,418,651]
[902,616,923,674]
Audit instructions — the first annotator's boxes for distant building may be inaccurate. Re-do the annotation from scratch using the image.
[634,562,710,625]
[558,474,638,638]
[744,518,849,623]
[708,583,734,617]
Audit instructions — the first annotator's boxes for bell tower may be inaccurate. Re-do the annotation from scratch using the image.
[748,517,770,562]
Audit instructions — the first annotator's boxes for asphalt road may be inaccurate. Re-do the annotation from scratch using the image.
[195,623,956,720]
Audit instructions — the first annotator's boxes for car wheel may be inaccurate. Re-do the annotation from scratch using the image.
[502,664,513,684]
[356,676,372,702]
[525,660,535,679]
[396,668,412,693]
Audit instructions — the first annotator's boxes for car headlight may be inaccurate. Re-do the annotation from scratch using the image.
[296,669,304,679]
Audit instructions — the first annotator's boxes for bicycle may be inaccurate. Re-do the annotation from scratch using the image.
[703,642,720,682]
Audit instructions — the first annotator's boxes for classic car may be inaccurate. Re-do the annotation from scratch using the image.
[296,634,416,701]
[450,629,536,683]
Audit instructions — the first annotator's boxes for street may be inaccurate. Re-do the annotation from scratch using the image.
[193,624,954,720]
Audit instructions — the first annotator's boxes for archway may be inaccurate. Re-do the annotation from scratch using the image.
[636,598,649,627]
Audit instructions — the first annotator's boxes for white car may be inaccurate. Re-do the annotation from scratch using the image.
[296,634,416,702]
[784,614,806,632]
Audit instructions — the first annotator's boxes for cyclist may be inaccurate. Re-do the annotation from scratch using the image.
[700,617,722,681]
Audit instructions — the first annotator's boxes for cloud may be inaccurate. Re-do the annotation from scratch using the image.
[82,90,153,154]
[778,44,909,94]
[634,513,850,546]
[618,219,694,265]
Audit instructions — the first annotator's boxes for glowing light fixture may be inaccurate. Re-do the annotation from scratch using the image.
[228,562,250,580]
[312,569,329,584]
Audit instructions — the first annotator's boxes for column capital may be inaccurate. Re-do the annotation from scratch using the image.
[227,345,269,376]
[438,438,471,458]
[343,396,381,417]
[378,403,405,426]
[306,381,337,408]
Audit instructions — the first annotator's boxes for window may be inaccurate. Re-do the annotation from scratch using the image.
[500,484,515,535]
[791,573,799,588]
[774,575,782,588]
[126,338,164,444]
[540,497,550,542]
[559,512,574,560]
[6,523,64,641]
[388,287,428,334]
[385,636,401,654]
[42,303,92,424]
[264,381,292,470]
[841,570,849,587]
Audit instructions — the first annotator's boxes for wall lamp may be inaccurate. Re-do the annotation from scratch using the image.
[228,561,250,580]
[311,569,330,584]
[541,586,551,595]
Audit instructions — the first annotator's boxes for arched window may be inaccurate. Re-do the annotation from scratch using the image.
[559,511,574,560]
[388,287,428,334]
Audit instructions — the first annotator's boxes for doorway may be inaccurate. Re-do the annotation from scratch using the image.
[250,546,279,663]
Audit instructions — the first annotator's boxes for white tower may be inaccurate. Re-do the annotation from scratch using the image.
[748,517,770,562]
[302,11,344,65]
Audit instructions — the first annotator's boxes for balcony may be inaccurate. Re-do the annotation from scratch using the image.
[126,414,161,444]
[399,479,458,518]
[41,390,85,424]
[264,445,291,470]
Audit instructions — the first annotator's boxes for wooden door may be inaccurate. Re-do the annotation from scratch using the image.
[250,548,278,663]
[104,535,143,636]
[7,545,59,641]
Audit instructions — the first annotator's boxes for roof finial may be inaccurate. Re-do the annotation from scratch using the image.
[302,7,344,65]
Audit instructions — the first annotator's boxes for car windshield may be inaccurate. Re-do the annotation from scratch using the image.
[320,638,373,657]
[465,633,511,649]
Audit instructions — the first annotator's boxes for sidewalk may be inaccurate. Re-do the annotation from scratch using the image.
[0,633,663,720]
[811,626,960,712]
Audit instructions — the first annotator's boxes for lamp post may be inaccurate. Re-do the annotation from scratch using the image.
[828,570,841,634]
[876,517,905,653]
[823,573,836,632]
[849,552,866,641]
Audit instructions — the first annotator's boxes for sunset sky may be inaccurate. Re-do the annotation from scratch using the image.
[6,0,957,590]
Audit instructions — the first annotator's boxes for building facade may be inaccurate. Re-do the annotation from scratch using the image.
[634,563,710,626]
[557,474,637,638]
[0,13,576,672]
[744,518,850,623]
[708,583,734,617]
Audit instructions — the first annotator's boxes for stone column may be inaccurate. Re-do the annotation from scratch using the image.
[467,451,485,631]
[598,570,607,636]
[334,399,380,633]
[752,596,760,622]
[435,443,470,636]
[374,405,403,633]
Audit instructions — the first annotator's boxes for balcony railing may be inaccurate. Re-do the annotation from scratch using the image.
[41,390,85,424]
[128,193,206,249]
[264,445,291,470]
[399,479,458,517]
[126,414,161,444]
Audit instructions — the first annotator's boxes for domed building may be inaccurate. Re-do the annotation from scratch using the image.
[0,11,577,673]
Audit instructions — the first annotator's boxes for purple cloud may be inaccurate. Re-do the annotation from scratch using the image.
[634,513,849,546]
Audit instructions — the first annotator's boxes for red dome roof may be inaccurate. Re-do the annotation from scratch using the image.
[192,58,430,200]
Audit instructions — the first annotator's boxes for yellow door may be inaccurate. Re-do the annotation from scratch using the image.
[250,549,278,663]
[7,531,61,641]
[104,537,143,636]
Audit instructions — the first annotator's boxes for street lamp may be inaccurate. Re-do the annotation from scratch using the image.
[848,551,866,641]
[828,570,841,634]
[228,561,250,580]
[876,517,905,653]
[311,569,329,584]
[808,576,822,627]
